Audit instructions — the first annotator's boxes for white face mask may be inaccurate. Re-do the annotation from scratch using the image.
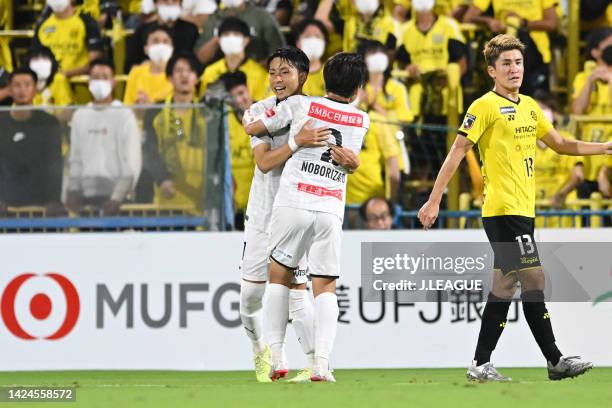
[47,0,70,13]
[219,34,245,56]
[89,80,113,101]
[141,0,156,13]
[299,37,325,61]
[223,0,244,8]
[412,0,435,12]
[157,4,181,22]
[30,59,53,81]
[354,0,378,15]
[148,43,174,64]
[366,52,389,73]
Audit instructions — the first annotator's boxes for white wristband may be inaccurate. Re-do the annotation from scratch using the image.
[288,137,299,152]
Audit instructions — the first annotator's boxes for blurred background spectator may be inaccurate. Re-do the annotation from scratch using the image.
[142,52,205,210]
[222,71,255,230]
[0,68,64,216]
[126,0,199,72]
[359,197,394,230]
[24,46,73,106]
[124,24,174,105]
[66,59,141,216]
[194,0,285,66]
[294,18,328,97]
[199,17,269,101]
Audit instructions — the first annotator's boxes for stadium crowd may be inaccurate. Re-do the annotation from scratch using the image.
[0,0,610,229]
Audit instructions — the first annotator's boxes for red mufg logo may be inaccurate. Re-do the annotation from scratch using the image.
[307,103,364,127]
[1,273,80,340]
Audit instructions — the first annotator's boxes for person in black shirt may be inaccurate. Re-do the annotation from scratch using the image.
[0,68,64,216]
[125,0,199,72]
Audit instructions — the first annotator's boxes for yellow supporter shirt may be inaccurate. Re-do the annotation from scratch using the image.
[473,0,556,63]
[153,97,206,210]
[124,62,174,105]
[199,58,269,102]
[34,12,102,73]
[33,73,74,106]
[363,79,413,122]
[401,15,465,115]
[535,136,579,201]
[343,9,397,52]
[572,71,612,181]
[347,118,400,204]
[227,109,255,211]
[458,91,554,218]
[303,68,326,97]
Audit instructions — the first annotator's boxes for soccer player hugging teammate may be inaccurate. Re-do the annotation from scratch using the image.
[245,52,369,382]
[418,34,612,382]
[239,46,333,383]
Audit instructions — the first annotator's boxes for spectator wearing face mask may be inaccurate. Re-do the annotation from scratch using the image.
[33,0,104,78]
[294,18,328,97]
[571,27,612,203]
[0,68,64,217]
[24,46,74,107]
[199,17,269,101]
[124,25,175,105]
[126,0,199,72]
[315,0,397,52]
[66,59,142,216]
[221,71,255,230]
[141,0,218,28]
[194,0,285,67]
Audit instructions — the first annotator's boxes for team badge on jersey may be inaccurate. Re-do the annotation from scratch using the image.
[530,110,538,121]
[462,113,476,130]
[265,108,276,118]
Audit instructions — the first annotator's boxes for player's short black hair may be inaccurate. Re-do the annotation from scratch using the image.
[586,27,612,59]
[166,51,201,77]
[266,46,310,75]
[218,17,250,38]
[221,70,248,92]
[9,67,37,83]
[89,58,115,73]
[323,52,367,98]
[358,197,394,221]
[145,23,175,46]
[293,18,329,43]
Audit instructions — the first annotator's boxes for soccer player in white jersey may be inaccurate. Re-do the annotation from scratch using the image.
[239,47,332,383]
[245,52,370,382]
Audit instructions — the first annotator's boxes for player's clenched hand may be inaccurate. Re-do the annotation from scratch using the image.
[330,145,360,171]
[417,199,440,230]
[604,141,612,155]
[242,109,255,127]
[295,119,330,147]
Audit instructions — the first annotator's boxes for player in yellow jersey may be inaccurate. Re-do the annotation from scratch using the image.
[418,35,611,382]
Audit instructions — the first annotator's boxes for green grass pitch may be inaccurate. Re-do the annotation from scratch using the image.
[1,368,610,408]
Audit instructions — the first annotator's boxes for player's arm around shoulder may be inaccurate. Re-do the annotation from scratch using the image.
[243,96,299,136]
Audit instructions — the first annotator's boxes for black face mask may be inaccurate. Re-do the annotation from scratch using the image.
[603,45,612,66]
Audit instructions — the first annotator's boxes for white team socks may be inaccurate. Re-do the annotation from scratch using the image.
[289,289,315,367]
[314,292,339,371]
[264,283,290,366]
[239,280,266,354]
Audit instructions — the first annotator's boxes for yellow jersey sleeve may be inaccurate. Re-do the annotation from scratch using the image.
[49,73,73,106]
[571,71,587,100]
[542,0,557,9]
[124,65,141,105]
[458,98,494,144]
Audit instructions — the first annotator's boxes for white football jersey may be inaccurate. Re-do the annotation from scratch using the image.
[261,95,369,219]
[243,96,289,232]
